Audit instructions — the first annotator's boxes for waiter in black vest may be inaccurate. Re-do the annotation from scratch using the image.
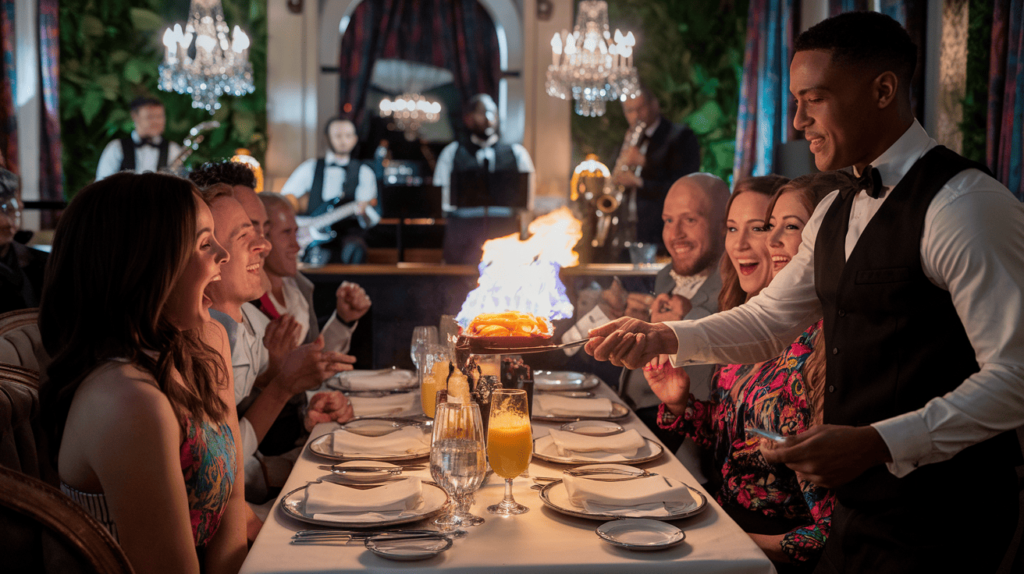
[582,12,1023,573]
[95,97,182,180]
[281,116,379,264]
[433,94,534,265]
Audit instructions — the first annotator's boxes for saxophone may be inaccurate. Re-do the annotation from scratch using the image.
[593,120,646,247]
[165,121,222,171]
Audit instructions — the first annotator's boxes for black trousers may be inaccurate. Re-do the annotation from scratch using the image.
[814,465,1019,574]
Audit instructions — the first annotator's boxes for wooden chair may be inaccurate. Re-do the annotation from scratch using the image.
[0,466,134,574]
[0,309,48,373]
[0,364,54,483]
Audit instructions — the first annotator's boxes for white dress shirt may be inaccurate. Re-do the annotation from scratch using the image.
[281,150,380,225]
[669,267,712,300]
[668,120,1024,478]
[210,303,270,460]
[433,134,536,216]
[95,131,183,180]
[268,276,355,354]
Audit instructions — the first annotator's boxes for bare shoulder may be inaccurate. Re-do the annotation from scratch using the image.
[202,319,231,356]
[76,362,176,425]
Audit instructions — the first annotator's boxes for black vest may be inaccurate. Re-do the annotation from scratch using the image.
[814,146,1021,506]
[119,137,170,172]
[450,142,519,209]
[307,158,363,215]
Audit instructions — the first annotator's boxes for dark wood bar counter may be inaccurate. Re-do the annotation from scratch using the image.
[300,263,663,370]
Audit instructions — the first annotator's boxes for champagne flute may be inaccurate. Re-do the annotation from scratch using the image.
[486,389,532,515]
[430,402,487,529]
[410,326,438,370]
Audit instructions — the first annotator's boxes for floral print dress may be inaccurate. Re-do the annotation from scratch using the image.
[658,320,833,564]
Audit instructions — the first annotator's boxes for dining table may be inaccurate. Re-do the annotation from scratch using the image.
[240,373,777,574]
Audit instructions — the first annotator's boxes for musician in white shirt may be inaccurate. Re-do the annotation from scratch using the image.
[281,117,379,264]
[95,97,182,180]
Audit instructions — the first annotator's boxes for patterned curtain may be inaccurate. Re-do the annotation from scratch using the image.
[0,0,16,171]
[38,0,61,202]
[987,0,1024,199]
[338,0,500,126]
[733,0,796,181]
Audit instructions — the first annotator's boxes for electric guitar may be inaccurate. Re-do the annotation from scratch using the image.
[295,197,374,252]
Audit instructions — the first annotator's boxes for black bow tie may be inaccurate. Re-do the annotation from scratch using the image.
[326,161,347,168]
[136,137,159,148]
[844,165,884,200]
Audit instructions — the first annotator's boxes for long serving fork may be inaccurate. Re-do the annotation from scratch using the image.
[562,468,655,481]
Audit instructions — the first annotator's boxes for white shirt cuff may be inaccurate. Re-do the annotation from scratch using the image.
[871,411,933,478]
[668,321,708,367]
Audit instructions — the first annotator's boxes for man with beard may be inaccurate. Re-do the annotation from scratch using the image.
[433,94,535,265]
[281,117,379,264]
[586,12,1024,572]
[616,173,728,481]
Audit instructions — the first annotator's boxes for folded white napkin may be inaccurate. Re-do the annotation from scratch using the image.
[342,370,416,391]
[348,393,417,417]
[331,426,429,456]
[548,428,646,458]
[562,473,696,517]
[534,395,613,417]
[304,478,423,522]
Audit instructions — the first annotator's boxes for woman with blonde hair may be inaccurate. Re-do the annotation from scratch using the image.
[40,172,247,574]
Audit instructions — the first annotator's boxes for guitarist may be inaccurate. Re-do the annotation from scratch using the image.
[613,87,701,251]
[281,116,379,264]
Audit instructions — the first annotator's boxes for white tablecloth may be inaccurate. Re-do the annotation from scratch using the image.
[242,379,776,574]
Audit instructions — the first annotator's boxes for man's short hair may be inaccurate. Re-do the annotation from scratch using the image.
[197,182,235,205]
[129,97,164,113]
[258,191,294,214]
[188,160,258,189]
[0,168,19,200]
[795,11,917,89]
[323,115,353,137]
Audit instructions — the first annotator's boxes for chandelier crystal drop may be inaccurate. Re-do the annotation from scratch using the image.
[545,0,640,117]
[158,0,255,114]
[379,93,442,134]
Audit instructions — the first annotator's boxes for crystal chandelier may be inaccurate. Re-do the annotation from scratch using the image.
[545,0,639,117]
[379,93,441,134]
[159,0,255,114]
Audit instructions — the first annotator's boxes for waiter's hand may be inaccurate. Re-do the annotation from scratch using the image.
[584,317,678,369]
[759,424,893,488]
[650,293,691,323]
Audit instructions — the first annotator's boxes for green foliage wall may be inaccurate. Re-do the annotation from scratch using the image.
[570,0,749,183]
[960,0,992,165]
[59,0,267,198]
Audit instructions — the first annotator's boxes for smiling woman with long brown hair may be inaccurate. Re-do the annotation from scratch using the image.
[39,172,247,574]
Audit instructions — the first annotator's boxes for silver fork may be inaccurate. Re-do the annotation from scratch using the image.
[563,468,655,481]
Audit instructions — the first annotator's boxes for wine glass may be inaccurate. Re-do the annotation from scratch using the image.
[486,389,532,515]
[430,401,487,529]
[410,326,438,370]
[420,344,450,418]
[439,314,460,353]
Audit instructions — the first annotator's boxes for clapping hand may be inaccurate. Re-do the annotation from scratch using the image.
[336,281,371,323]
[642,355,690,416]
[650,293,691,323]
[278,334,356,395]
[262,314,302,381]
[304,391,354,431]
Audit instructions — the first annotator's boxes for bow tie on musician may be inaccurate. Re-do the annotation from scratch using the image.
[94,96,184,180]
[280,116,380,265]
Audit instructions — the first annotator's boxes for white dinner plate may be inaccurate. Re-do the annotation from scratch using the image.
[532,435,664,465]
[538,479,706,521]
[365,534,453,560]
[329,369,418,392]
[307,429,431,462]
[559,420,625,436]
[327,461,401,483]
[279,480,448,528]
[533,371,599,392]
[596,519,686,550]
[532,401,630,423]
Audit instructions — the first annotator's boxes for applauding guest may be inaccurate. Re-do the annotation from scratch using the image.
[257,192,371,354]
[40,173,246,573]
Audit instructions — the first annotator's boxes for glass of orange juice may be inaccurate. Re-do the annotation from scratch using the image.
[420,345,450,418]
[486,389,532,515]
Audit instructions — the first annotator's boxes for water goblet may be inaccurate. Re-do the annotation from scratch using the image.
[486,389,532,515]
[411,325,438,371]
[430,401,487,530]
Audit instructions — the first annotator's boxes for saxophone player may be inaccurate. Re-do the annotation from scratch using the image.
[613,87,701,249]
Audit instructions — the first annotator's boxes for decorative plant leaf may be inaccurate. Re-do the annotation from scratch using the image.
[129,8,164,32]
[81,89,105,125]
[685,101,724,136]
[82,15,104,37]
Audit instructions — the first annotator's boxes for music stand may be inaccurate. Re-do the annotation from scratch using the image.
[379,185,443,261]
[449,172,530,211]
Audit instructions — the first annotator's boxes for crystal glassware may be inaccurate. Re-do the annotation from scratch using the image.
[420,344,450,418]
[410,325,438,371]
[430,401,487,529]
[486,389,532,515]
